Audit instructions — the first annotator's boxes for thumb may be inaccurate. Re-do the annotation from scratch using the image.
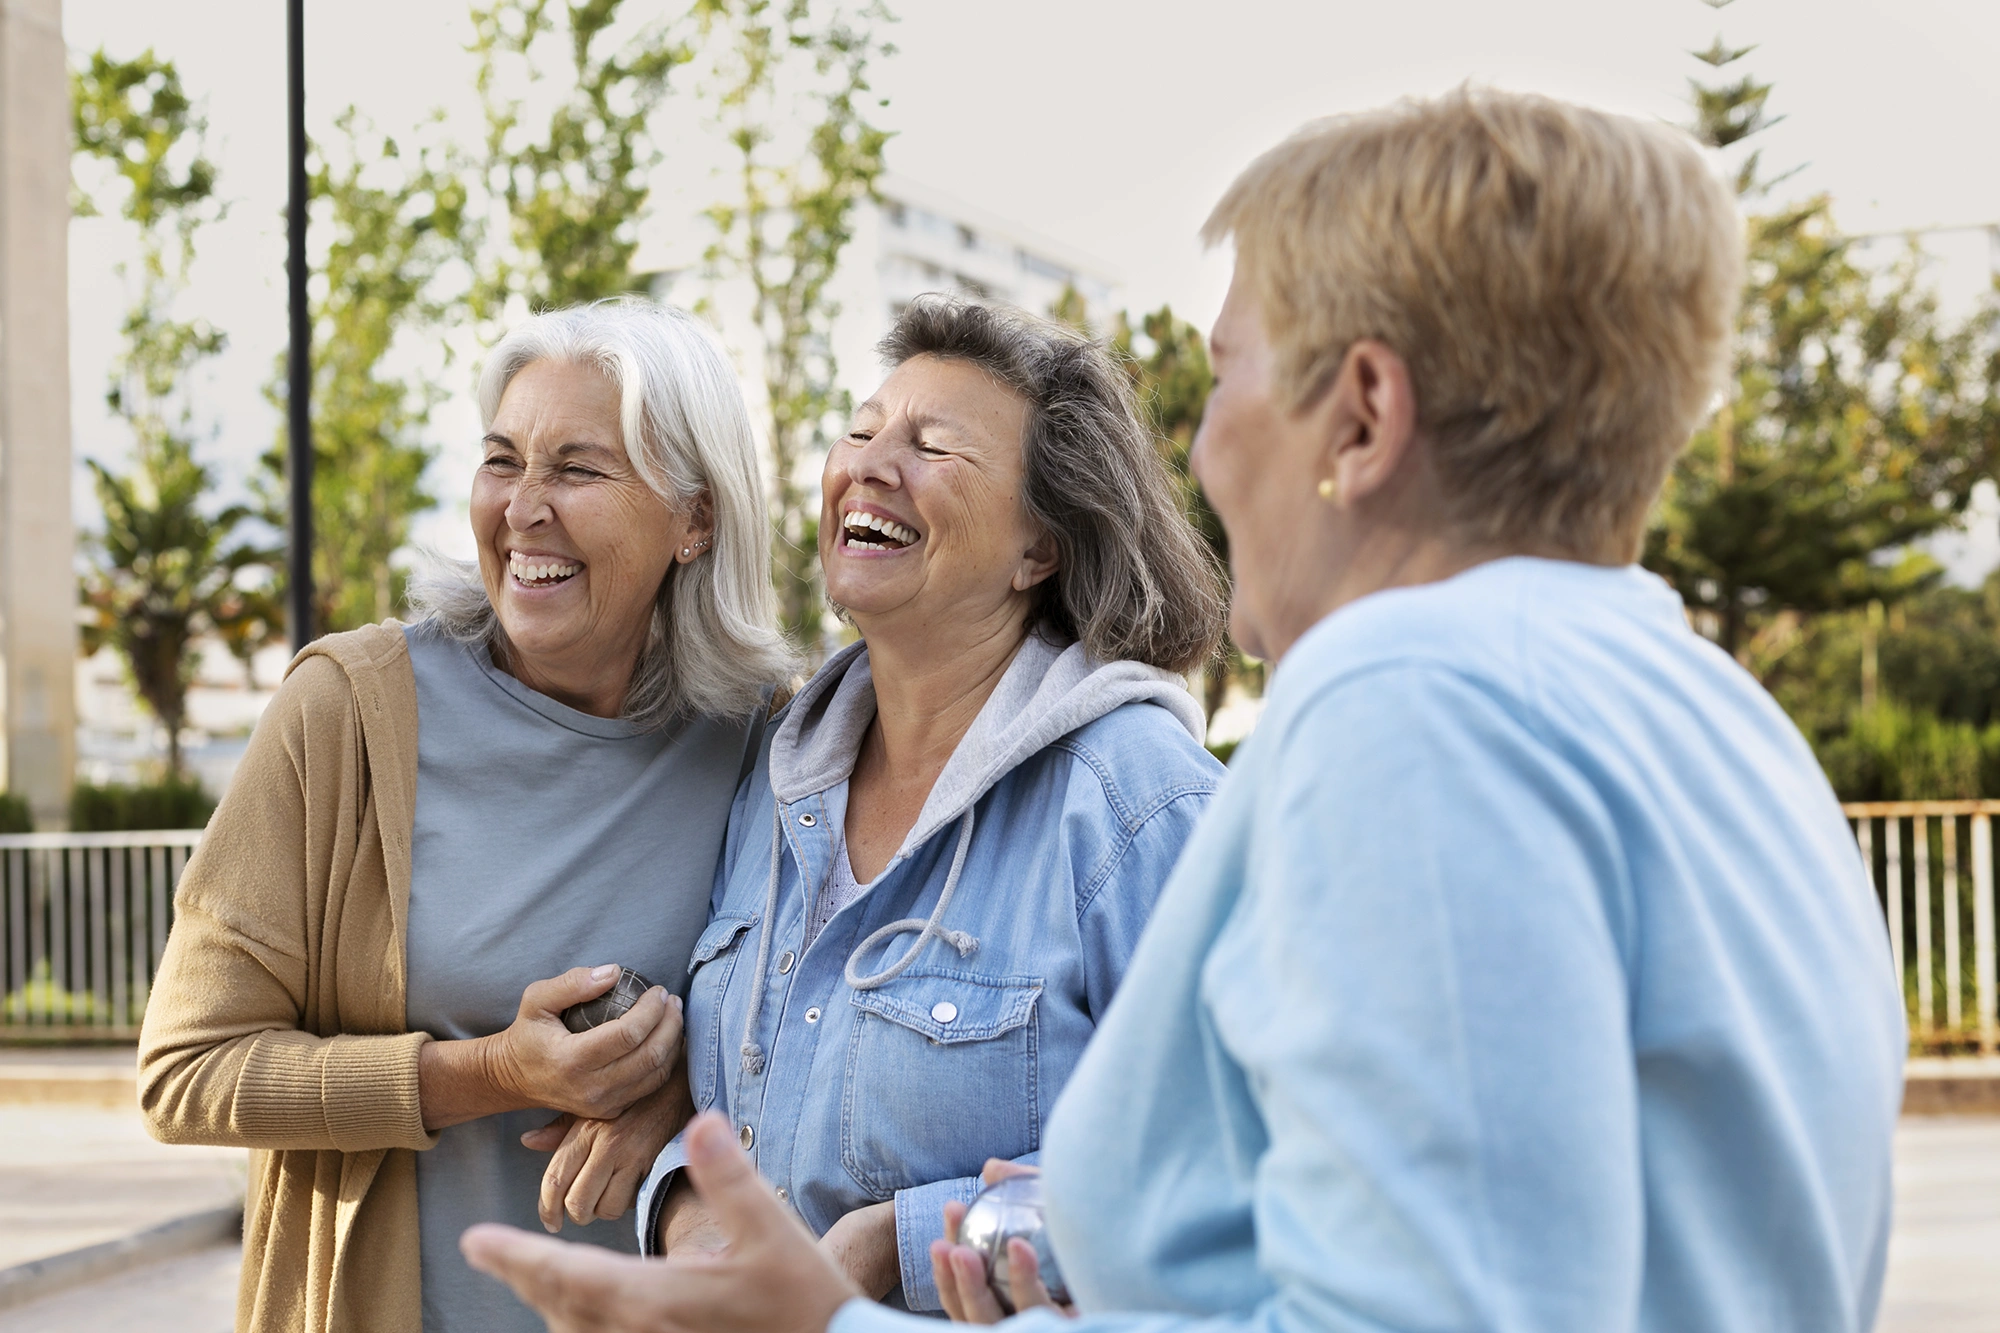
[684,1111,796,1244]
[522,965,621,1018]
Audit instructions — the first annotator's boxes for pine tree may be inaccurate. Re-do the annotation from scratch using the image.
[1642,2,2000,659]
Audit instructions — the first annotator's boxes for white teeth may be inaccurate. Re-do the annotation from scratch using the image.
[510,555,579,584]
[842,510,918,547]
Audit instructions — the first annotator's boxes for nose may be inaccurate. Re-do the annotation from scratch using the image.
[842,413,908,491]
[504,467,556,534]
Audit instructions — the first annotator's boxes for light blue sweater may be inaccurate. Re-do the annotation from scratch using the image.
[832,557,1905,1333]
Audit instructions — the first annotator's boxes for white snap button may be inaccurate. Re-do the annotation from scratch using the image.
[777,950,796,975]
[931,1001,959,1024]
[805,1007,822,1023]
[738,1124,754,1150]
[798,812,817,827]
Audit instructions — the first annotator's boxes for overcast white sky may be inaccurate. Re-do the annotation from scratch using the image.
[62,0,2000,565]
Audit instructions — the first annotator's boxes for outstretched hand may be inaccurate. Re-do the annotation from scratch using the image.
[462,1112,859,1333]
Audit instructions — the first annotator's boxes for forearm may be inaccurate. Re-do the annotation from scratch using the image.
[138,905,436,1152]
[418,1033,530,1131]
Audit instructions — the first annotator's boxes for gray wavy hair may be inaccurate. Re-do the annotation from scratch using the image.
[412,298,797,726]
[880,294,1228,674]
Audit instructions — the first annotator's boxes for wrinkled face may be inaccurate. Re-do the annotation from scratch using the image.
[471,359,689,681]
[820,355,1049,636]
[1191,276,1330,661]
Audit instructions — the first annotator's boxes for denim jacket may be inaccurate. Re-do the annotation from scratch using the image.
[637,633,1221,1311]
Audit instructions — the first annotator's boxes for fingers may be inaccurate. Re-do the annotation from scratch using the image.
[564,1126,619,1227]
[521,1113,575,1155]
[980,1158,1039,1185]
[1005,1237,1056,1311]
[943,1198,968,1245]
[521,964,622,1019]
[931,1241,968,1322]
[460,1223,629,1333]
[594,1157,644,1223]
[594,990,683,1091]
[682,1111,795,1244]
[540,1120,596,1233]
[946,1244,1009,1324]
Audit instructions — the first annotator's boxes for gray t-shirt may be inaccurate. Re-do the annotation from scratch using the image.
[402,622,753,1332]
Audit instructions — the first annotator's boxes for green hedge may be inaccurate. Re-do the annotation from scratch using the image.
[0,792,31,834]
[70,778,215,832]
[1814,700,2000,802]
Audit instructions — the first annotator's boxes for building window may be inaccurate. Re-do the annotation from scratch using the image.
[1018,250,1071,284]
[957,223,977,250]
[884,201,907,228]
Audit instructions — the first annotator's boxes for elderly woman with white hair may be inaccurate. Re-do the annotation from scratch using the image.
[137,298,794,1333]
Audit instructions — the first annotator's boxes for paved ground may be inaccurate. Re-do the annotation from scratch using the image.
[0,1049,1993,1331]
[0,1243,239,1333]
[0,1098,244,1273]
[1876,1116,2000,1333]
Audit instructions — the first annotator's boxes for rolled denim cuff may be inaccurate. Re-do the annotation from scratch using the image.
[635,1131,692,1255]
[892,1174,986,1312]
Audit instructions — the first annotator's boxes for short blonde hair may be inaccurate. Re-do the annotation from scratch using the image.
[1204,87,1743,563]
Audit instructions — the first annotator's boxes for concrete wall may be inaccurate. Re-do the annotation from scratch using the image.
[0,0,77,826]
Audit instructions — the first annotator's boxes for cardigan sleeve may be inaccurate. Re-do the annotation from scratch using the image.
[138,649,437,1154]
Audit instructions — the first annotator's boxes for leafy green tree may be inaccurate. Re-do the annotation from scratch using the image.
[471,0,688,314]
[258,110,472,632]
[1643,7,2000,656]
[73,50,279,778]
[697,0,892,645]
[1107,305,1243,718]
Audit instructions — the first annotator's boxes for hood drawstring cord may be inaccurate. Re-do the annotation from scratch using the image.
[738,805,785,1077]
[738,805,982,1077]
[846,809,980,991]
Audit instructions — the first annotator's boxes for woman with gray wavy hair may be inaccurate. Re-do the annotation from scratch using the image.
[612,293,1231,1313]
[137,297,793,1333]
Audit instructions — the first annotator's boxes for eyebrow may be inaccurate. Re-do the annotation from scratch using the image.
[481,433,614,457]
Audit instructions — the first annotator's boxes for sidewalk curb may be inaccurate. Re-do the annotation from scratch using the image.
[0,1204,241,1312]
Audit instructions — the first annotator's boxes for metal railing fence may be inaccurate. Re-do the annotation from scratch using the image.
[1846,802,2000,1054]
[0,831,200,1039]
[0,810,1993,1052]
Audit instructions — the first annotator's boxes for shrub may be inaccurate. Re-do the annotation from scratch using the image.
[70,777,215,832]
[0,792,30,834]
[1814,700,1995,802]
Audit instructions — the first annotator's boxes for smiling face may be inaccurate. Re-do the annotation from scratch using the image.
[471,358,710,715]
[820,354,1055,646]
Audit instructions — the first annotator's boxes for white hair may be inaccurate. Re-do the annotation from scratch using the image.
[413,297,796,726]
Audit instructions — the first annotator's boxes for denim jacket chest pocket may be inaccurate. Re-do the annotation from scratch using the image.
[686,913,756,1112]
[840,966,1044,1199]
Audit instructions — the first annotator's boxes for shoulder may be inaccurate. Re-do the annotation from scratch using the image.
[1046,698,1223,836]
[267,622,417,744]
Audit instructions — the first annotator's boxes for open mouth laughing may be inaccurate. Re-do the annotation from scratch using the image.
[509,550,582,588]
[840,507,921,552]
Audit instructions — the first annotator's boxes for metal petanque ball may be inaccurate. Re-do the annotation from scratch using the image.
[957,1174,1070,1313]
[561,967,654,1034]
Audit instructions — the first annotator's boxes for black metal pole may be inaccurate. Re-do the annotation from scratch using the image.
[286,0,314,652]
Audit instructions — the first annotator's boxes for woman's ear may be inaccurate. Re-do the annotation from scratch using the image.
[1317,340,1420,505]
[677,490,716,563]
[1011,530,1060,593]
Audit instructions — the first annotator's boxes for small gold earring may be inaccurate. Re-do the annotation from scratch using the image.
[1317,477,1339,502]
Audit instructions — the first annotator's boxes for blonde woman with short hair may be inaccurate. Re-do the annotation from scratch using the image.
[138,298,794,1333]
[462,90,1906,1333]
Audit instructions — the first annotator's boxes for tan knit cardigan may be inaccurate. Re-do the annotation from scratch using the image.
[139,623,435,1333]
